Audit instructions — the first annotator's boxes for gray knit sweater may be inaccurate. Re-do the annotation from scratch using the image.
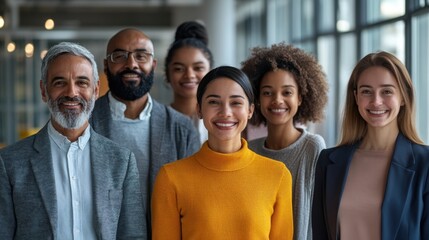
[248,129,326,240]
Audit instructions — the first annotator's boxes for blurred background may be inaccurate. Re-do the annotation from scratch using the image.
[0,0,428,148]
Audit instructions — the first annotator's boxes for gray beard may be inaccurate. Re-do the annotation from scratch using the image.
[47,95,95,130]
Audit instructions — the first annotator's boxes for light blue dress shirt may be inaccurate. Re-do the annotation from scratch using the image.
[48,122,96,240]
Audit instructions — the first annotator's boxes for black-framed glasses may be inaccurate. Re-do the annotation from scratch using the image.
[107,50,154,63]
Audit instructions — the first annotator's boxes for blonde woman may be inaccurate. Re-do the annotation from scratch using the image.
[312,51,429,240]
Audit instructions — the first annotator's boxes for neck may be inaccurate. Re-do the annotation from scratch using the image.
[265,123,301,150]
[113,93,148,119]
[207,136,242,154]
[171,96,197,117]
[360,126,399,151]
[51,119,88,142]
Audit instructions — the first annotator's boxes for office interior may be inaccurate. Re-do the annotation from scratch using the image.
[0,0,428,148]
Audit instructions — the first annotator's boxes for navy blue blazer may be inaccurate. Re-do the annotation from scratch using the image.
[312,133,429,240]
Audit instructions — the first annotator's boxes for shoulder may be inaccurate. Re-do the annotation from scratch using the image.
[155,101,191,121]
[300,129,326,149]
[163,155,194,170]
[157,156,196,179]
[90,129,133,156]
[152,101,197,131]
[0,135,36,158]
[253,152,290,175]
[395,134,429,164]
[409,142,429,166]
[91,94,110,122]
[94,94,109,108]
[248,137,266,150]
[410,141,429,154]
[317,144,355,164]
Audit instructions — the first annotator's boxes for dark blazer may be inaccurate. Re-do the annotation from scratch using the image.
[0,124,145,240]
[90,93,200,238]
[312,133,429,240]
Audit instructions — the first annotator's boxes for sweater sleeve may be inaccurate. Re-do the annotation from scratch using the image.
[270,165,294,240]
[151,167,181,240]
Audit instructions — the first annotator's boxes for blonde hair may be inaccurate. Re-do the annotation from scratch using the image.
[338,51,423,145]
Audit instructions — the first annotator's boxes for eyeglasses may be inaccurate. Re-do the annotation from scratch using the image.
[107,50,154,64]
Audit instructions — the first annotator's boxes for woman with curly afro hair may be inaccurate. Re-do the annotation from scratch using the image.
[241,42,328,240]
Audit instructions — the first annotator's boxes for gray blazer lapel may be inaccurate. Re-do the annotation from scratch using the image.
[325,145,356,240]
[91,94,114,138]
[149,101,166,189]
[89,130,111,238]
[30,126,57,238]
[381,134,415,240]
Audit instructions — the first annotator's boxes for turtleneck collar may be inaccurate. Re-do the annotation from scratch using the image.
[194,139,256,171]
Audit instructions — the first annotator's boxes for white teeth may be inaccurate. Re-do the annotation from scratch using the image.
[369,110,387,114]
[216,123,235,127]
[123,74,138,78]
[63,102,79,106]
[181,82,197,87]
[271,108,286,113]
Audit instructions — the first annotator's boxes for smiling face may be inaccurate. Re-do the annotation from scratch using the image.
[41,54,99,131]
[168,47,210,99]
[104,29,157,100]
[199,77,254,150]
[355,66,403,131]
[259,70,301,127]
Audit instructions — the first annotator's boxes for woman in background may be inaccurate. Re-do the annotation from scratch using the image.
[152,66,293,240]
[241,43,328,240]
[312,51,429,240]
[165,20,214,144]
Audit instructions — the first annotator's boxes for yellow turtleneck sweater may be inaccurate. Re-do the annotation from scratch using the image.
[151,139,293,240]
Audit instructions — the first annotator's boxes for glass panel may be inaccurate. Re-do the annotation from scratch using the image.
[365,0,405,23]
[338,33,357,122]
[296,41,316,55]
[274,0,290,42]
[337,0,355,31]
[291,0,303,39]
[316,36,337,147]
[361,21,405,61]
[318,0,335,32]
[302,0,315,37]
[267,0,290,44]
[412,13,429,144]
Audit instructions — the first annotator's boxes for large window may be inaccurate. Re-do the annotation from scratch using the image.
[361,22,405,60]
[236,0,429,145]
[412,13,429,142]
[365,0,405,23]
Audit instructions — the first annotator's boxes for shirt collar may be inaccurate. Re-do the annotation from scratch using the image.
[108,91,152,120]
[47,120,91,150]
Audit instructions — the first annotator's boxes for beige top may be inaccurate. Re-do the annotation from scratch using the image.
[338,148,391,240]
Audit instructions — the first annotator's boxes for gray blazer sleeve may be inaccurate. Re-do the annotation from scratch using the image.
[0,154,15,239]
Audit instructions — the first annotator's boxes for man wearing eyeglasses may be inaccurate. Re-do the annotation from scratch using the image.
[90,28,200,239]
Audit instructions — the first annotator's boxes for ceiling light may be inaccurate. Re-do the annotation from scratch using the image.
[7,42,16,53]
[25,43,34,58]
[45,19,55,30]
[0,16,4,28]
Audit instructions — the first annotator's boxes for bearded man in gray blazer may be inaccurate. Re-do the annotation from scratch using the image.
[0,42,144,239]
[90,28,200,239]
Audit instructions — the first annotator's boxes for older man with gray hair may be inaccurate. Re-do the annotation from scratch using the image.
[0,42,144,239]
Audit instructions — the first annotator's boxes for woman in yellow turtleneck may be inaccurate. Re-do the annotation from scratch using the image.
[151,66,293,240]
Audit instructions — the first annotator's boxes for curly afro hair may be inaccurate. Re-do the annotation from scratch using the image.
[241,42,328,126]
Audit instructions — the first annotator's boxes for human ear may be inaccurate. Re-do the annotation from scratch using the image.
[40,80,48,102]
